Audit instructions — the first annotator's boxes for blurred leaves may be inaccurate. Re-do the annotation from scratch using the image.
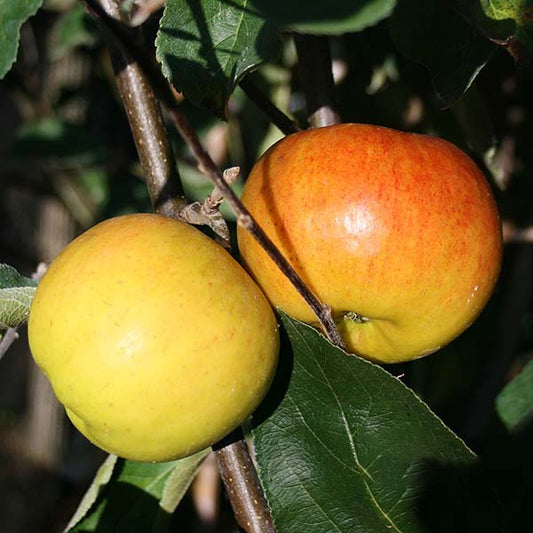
[69,450,209,532]
[249,0,396,34]
[389,0,497,107]
[0,0,43,79]
[50,4,99,61]
[0,264,37,329]
[451,87,504,187]
[156,0,282,117]
[496,358,533,432]
[252,315,501,532]
[12,118,108,165]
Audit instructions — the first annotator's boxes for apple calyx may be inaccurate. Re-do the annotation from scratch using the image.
[340,311,369,324]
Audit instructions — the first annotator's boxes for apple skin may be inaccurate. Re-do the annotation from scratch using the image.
[237,124,502,364]
[28,213,279,462]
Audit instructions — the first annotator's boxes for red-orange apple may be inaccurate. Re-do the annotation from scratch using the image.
[237,124,502,364]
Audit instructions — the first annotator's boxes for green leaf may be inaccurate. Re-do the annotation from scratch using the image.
[496,358,533,432]
[156,0,281,117]
[458,0,533,67]
[65,455,119,531]
[252,314,501,532]
[0,264,37,329]
[70,449,209,532]
[250,0,396,34]
[159,450,210,514]
[0,0,43,79]
[389,0,497,107]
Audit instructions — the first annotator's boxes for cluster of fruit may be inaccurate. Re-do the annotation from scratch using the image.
[28,124,502,462]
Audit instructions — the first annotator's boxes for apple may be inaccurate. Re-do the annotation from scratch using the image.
[237,124,502,364]
[28,213,279,462]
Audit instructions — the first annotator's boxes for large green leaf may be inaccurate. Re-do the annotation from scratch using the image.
[249,0,396,34]
[0,264,37,329]
[69,450,209,532]
[389,0,496,107]
[0,0,43,79]
[252,315,501,532]
[156,0,281,117]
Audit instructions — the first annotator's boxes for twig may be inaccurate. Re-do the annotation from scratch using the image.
[180,166,240,248]
[84,0,345,348]
[239,76,301,135]
[85,3,290,532]
[214,431,276,533]
[294,34,341,128]
[97,0,186,217]
[167,106,345,347]
[130,0,167,26]
[0,328,19,362]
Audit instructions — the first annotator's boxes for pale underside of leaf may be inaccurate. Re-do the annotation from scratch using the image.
[0,286,37,328]
[65,454,118,532]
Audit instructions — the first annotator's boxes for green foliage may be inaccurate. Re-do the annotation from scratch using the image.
[0,0,42,79]
[389,0,496,106]
[249,0,396,34]
[68,450,209,532]
[50,4,99,61]
[496,358,533,432]
[66,455,119,531]
[156,0,282,117]
[458,0,533,66]
[0,264,37,329]
[12,118,108,165]
[252,315,501,531]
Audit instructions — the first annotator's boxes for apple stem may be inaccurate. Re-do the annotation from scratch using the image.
[239,76,301,135]
[294,34,341,128]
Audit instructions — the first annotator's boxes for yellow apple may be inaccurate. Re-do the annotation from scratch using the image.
[28,213,279,462]
[237,124,502,364]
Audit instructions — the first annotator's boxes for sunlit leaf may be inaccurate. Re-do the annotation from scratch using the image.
[156,0,281,117]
